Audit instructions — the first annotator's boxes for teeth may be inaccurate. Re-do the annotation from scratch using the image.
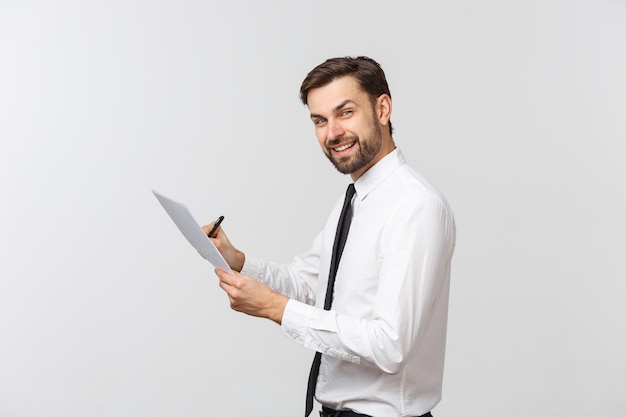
[334,143,354,152]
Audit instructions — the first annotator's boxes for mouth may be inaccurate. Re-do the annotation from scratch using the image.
[331,141,357,154]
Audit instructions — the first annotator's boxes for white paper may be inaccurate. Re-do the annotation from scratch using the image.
[152,190,234,274]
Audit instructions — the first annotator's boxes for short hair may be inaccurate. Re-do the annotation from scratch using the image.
[300,56,393,134]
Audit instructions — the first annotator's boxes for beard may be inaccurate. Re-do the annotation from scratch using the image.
[324,117,384,175]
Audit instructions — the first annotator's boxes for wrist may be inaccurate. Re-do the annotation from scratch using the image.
[232,249,245,272]
[269,293,288,325]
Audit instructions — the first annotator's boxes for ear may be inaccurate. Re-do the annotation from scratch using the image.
[376,94,392,127]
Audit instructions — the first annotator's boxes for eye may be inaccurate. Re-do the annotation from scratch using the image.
[313,118,327,126]
[341,109,353,117]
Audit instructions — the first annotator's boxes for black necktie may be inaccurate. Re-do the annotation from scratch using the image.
[305,183,356,417]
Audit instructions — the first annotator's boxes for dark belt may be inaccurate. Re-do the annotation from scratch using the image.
[320,406,432,417]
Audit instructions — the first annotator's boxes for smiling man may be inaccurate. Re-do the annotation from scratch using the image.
[307,74,394,179]
[206,57,456,417]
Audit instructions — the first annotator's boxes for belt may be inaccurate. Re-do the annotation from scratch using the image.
[320,406,432,417]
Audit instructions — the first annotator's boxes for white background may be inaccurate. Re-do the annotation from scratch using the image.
[1,1,625,416]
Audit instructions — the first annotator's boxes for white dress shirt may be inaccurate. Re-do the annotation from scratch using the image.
[242,149,456,417]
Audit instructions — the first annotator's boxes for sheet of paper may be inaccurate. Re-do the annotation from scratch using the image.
[152,190,233,275]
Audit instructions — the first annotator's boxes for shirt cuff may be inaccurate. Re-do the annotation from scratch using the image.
[240,257,263,278]
[281,299,360,363]
[281,299,313,345]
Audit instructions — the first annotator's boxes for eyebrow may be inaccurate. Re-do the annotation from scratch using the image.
[310,99,357,120]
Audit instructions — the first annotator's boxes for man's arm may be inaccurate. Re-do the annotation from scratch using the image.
[281,192,456,373]
[202,222,320,324]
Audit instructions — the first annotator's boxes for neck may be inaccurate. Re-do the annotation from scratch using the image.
[350,140,396,181]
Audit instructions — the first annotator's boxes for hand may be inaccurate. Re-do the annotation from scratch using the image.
[201,223,245,272]
[215,268,288,325]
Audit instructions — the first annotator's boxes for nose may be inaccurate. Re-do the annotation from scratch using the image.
[326,119,345,142]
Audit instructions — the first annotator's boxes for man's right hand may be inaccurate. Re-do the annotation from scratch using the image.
[201,223,245,272]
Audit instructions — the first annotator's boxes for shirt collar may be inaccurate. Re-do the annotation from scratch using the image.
[353,148,405,200]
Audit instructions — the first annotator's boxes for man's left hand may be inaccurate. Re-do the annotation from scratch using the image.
[214,269,288,324]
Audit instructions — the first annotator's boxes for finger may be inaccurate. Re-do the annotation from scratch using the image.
[215,268,228,280]
[215,268,238,286]
[202,222,223,238]
[218,275,237,298]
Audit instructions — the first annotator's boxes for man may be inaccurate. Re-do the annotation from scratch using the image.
[204,56,456,417]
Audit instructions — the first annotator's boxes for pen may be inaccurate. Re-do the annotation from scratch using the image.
[207,215,224,238]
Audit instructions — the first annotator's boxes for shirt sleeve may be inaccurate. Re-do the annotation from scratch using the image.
[281,192,456,373]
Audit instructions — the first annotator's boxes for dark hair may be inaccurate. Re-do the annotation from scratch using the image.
[300,56,393,134]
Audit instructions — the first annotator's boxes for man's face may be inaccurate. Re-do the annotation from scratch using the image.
[307,76,388,180]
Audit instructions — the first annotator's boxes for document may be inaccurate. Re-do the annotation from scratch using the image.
[152,190,234,274]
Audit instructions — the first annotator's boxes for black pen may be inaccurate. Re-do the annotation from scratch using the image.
[207,215,224,238]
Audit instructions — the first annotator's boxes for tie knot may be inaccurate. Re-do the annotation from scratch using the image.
[341,183,356,214]
[346,183,356,199]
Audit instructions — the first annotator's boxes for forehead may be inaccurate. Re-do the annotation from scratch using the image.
[307,76,368,114]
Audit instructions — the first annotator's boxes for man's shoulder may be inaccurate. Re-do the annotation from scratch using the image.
[382,163,453,212]
[391,163,445,196]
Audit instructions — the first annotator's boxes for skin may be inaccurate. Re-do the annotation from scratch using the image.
[203,75,396,325]
[308,76,395,182]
